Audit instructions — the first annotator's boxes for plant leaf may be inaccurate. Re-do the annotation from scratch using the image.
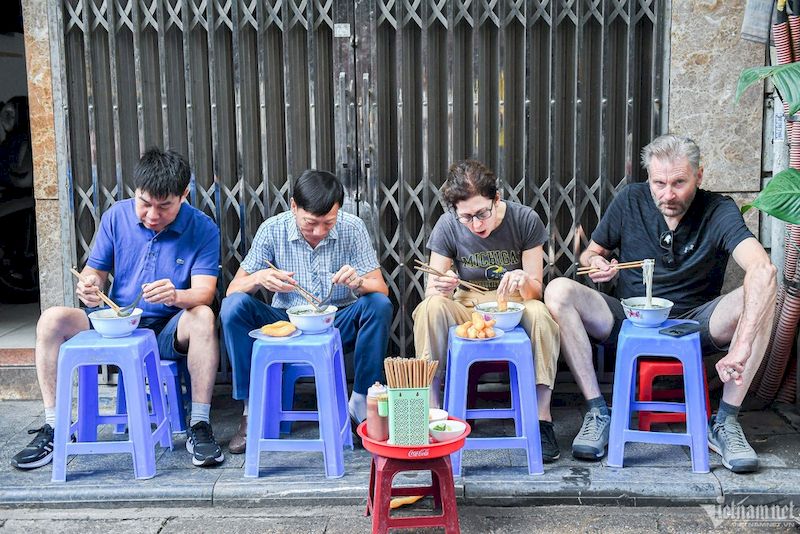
[736,62,800,115]
[742,168,800,224]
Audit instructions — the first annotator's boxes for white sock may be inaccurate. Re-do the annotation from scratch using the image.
[44,407,56,428]
[242,399,248,417]
[189,402,211,427]
[348,392,366,422]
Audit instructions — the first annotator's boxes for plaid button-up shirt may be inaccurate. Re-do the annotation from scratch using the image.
[240,210,380,309]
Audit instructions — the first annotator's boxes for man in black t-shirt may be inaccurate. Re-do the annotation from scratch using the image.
[544,134,776,474]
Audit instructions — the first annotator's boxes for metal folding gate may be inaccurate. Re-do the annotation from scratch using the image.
[53,0,667,368]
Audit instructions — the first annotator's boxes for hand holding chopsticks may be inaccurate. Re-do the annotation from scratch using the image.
[263,260,322,308]
[576,260,646,276]
[413,259,489,294]
[69,267,122,313]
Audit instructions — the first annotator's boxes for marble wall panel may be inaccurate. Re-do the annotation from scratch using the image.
[669,0,763,193]
[34,199,65,311]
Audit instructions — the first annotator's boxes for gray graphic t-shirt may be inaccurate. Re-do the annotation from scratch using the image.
[426,201,547,290]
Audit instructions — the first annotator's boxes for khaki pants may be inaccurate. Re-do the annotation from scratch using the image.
[412,289,561,388]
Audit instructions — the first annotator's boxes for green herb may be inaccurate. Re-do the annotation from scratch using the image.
[432,423,447,431]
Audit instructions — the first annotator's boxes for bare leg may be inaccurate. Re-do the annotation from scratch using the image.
[537,385,552,421]
[35,307,90,408]
[544,278,615,403]
[175,305,219,404]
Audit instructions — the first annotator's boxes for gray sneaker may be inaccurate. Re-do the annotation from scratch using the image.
[572,407,611,460]
[708,415,758,473]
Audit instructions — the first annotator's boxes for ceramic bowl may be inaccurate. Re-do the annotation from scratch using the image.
[286,304,337,333]
[474,301,525,331]
[429,408,448,422]
[620,297,674,328]
[88,308,143,338]
[429,420,467,442]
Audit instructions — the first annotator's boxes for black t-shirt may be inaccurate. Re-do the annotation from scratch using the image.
[426,201,547,290]
[591,183,754,315]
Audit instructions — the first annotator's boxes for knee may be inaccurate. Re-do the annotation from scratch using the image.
[543,278,578,312]
[185,304,216,330]
[220,292,252,323]
[36,307,75,339]
[360,292,393,322]
[416,295,451,317]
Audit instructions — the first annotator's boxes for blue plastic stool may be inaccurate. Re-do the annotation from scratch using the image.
[443,326,543,477]
[52,330,172,482]
[607,319,709,473]
[244,328,353,478]
[115,359,192,434]
[279,363,314,435]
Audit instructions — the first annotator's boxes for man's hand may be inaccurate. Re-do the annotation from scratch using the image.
[76,273,102,308]
[497,269,527,300]
[716,345,748,386]
[143,279,178,306]
[253,268,297,293]
[332,264,364,291]
[587,257,619,284]
[430,269,459,297]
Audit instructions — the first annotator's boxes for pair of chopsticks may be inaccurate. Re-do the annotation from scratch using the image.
[69,267,122,314]
[384,356,439,388]
[576,260,645,276]
[413,260,489,294]
[263,260,322,307]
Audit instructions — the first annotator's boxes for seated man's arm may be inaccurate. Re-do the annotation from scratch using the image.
[579,240,619,284]
[77,266,110,308]
[226,266,297,296]
[726,237,778,366]
[143,274,217,309]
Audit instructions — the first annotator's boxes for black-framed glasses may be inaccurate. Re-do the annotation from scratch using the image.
[659,230,676,269]
[455,202,494,225]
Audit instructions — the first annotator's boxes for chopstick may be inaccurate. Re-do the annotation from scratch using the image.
[576,260,645,276]
[69,267,122,313]
[384,356,439,388]
[263,260,322,306]
[413,260,489,293]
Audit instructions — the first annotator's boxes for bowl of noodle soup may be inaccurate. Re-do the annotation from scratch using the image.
[620,297,673,327]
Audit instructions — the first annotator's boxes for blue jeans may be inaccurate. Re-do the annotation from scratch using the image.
[220,292,393,400]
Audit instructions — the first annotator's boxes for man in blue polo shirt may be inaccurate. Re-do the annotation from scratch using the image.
[220,169,393,454]
[11,148,225,469]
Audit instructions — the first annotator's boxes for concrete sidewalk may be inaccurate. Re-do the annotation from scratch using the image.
[1,385,799,509]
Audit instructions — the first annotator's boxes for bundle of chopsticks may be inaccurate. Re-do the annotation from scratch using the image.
[576,260,645,276]
[69,267,122,314]
[264,260,322,307]
[384,356,439,389]
[413,259,489,294]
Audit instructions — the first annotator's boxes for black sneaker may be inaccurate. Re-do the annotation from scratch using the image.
[186,421,224,467]
[11,425,54,470]
[539,420,561,462]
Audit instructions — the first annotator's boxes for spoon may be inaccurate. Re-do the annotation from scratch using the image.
[117,287,145,317]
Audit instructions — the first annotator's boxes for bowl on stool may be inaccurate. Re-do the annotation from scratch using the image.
[474,301,525,331]
[88,308,143,338]
[620,297,673,328]
[286,304,338,333]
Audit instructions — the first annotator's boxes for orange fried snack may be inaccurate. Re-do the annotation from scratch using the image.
[260,320,297,337]
[455,312,496,339]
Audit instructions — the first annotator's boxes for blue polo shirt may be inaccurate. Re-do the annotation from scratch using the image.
[87,198,220,322]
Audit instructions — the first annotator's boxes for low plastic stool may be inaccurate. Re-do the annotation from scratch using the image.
[443,326,543,476]
[365,454,460,534]
[244,328,353,478]
[466,360,511,408]
[607,319,709,473]
[279,362,314,435]
[115,358,192,434]
[52,330,172,482]
[638,358,711,431]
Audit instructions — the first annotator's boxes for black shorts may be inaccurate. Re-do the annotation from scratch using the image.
[597,293,728,354]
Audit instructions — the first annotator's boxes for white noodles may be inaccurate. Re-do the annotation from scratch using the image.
[642,259,655,308]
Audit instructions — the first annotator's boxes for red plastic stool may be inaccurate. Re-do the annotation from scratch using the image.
[638,358,711,431]
[365,454,460,534]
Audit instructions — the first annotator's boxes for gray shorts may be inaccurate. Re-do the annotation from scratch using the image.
[84,307,187,360]
[598,293,728,354]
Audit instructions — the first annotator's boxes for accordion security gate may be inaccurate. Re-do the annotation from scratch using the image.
[53,0,667,371]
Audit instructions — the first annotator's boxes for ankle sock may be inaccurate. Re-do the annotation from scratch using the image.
[716,400,740,422]
[242,399,248,417]
[44,407,55,428]
[586,396,609,416]
[189,402,211,427]
[349,392,366,422]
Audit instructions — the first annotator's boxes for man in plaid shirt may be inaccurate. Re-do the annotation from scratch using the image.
[220,169,392,454]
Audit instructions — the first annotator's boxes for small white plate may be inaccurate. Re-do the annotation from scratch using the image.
[454,328,505,342]
[248,328,302,341]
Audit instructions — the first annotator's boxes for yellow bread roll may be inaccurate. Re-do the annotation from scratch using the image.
[260,321,297,337]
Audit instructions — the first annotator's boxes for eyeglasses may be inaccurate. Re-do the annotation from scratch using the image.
[659,230,675,269]
[455,202,494,225]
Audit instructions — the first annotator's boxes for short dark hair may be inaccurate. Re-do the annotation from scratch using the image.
[292,169,344,216]
[439,160,498,209]
[133,147,191,199]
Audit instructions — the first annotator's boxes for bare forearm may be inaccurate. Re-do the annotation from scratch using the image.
[226,274,261,296]
[731,263,777,358]
[356,277,389,297]
[174,287,215,309]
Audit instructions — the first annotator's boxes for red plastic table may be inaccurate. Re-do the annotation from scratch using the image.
[358,418,471,534]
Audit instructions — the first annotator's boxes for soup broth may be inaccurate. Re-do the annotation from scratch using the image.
[291,307,332,316]
[629,303,665,309]
[479,304,523,313]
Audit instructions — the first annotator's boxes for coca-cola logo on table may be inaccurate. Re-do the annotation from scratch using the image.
[407,449,430,458]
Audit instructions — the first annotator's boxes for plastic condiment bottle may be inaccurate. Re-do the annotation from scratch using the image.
[366,382,389,442]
